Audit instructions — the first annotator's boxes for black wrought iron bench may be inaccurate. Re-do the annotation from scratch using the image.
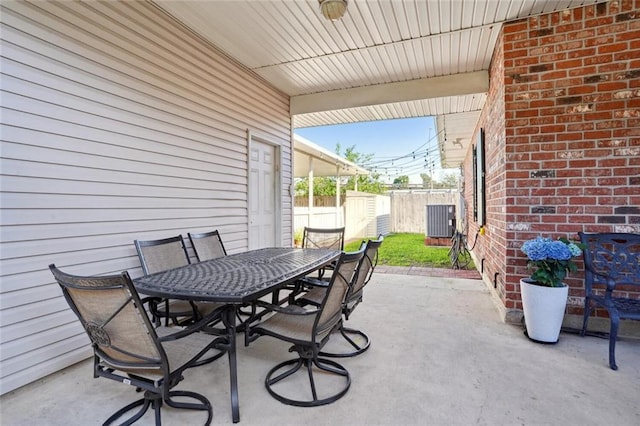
[579,232,640,370]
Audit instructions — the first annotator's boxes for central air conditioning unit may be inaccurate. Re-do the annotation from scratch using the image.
[426,205,455,238]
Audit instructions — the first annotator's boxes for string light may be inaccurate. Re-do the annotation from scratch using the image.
[360,128,447,180]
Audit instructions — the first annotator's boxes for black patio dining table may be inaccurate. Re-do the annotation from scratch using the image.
[133,247,341,423]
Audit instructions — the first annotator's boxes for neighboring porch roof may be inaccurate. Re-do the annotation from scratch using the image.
[294,135,369,178]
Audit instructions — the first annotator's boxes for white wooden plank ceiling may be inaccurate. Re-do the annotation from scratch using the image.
[154,0,604,167]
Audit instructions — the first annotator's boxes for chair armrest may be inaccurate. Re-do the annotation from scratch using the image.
[254,300,318,316]
[244,300,319,346]
[298,277,329,288]
[586,267,618,292]
[139,296,164,326]
[139,296,162,305]
[157,304,227,342]
[139,296,163,313]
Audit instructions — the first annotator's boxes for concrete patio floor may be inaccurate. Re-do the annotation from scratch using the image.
[1,272,638,425]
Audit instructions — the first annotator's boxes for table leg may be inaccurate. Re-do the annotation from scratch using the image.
[223,305,240,423]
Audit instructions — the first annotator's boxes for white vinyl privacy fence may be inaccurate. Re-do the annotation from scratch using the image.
[293,190,460,241]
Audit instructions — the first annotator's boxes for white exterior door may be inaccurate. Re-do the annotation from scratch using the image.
[248,139,278,249]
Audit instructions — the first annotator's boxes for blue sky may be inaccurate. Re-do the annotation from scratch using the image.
[294,117,445,184]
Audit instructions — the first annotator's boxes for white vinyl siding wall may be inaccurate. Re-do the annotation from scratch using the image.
[0,0,292,394]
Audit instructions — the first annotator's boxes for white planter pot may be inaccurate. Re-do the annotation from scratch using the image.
[520,278,568,343]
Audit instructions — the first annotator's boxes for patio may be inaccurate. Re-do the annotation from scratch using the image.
[1,272,638,425]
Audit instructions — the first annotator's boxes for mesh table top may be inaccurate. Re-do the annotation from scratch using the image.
[133,247,340,304]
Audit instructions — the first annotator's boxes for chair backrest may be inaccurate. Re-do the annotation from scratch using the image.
[579,232,640,290]
[188,230,227,262]
[49,264,165,373]
[134,235,190,275]
[302,227,345,250]
[314,248,364,340]
[344,235,384,312]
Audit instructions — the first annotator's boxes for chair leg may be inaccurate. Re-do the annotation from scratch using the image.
[269,357,304,383]
[102,394,154,426]
[234,304,256,333]
[265,357,350,407]
[319,324,371,358]
[190,347,227,367]
[580,297,591,337]
[103,389,212,426]
[165,390,213,424]
[608,312,620,370]
[306,359,318,401]
[153,396,162,426]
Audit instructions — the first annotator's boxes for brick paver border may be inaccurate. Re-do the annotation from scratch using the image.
[375,265,481,279]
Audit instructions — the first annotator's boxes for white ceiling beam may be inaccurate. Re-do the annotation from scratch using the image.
[290,70,488,115]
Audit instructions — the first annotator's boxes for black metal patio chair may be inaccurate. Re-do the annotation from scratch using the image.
[188,229,256,328]
[297,235,384,357]
[134,235,224,327]
[188,230,227,262]
[302,227,345,279]
[578,232,640,370]
[275,226,346,305]
[49,264,227,425]
[302,226,345,251]
[244,248,364,407]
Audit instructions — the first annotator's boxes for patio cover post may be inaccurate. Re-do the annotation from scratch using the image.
[336,165,341,226]
[308,157,314,226]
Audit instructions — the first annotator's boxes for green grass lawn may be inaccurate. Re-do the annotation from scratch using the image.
[344,233,454,268]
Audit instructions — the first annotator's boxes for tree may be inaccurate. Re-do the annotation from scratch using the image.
[294,176,337,196]
[418,171,459,189]
[420,173,433,188]
[439,172,459,189]
[338,144,386,194]
[349,172,386,194]
[393,175,409,187]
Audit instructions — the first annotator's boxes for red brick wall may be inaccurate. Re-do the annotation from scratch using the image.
[464,31,511,314]
[469,0,640,320]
